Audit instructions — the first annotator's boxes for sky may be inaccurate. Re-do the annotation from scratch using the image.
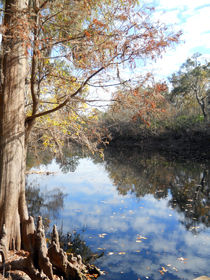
[144,0,210,79]
[91,0,210,104]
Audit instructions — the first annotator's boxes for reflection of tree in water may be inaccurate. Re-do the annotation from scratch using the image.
[26,146,54,170]
[26,180,65,227]
[101,147,210,233]
[27,143,86,173]
[59,230,103,265]
[27,144,210,233]
[169,168,210,233]
[100,147,173,199]
[55,145,83,173]
[26,180,101,265]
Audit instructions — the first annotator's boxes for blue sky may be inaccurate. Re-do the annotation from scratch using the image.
[144,0,210,78]
[91,0,210,104]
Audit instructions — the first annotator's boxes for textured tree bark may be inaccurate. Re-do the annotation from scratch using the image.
[207,89,210,124]
[0,217,102,280]
[0,0,29,251]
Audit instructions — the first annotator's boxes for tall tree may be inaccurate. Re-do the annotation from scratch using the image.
[0,0,28,250]
[169,53,210,119]
[0,0,181,278]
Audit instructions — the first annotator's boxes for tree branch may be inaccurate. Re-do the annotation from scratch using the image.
[25,66,105,123]
[87,80,129,88]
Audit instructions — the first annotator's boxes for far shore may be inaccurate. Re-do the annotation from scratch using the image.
[105,128,210,161]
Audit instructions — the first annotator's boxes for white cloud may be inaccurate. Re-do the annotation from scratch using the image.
[157,0,210,11]
[82,1,210,105]
[140,1,210,80]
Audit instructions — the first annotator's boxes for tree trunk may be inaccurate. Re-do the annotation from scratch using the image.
[207,89,210,124]
[0,1,101,279]
[0,0,29,251]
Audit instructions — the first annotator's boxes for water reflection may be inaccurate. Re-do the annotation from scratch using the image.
[26,146,210,280]
[101,147,210,233]
[59,230,104,264]
[26,180,65,227]
[26,144,85,172]
[25,178,100,263]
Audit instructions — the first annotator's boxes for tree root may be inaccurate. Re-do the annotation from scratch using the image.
[0,217,101,280]
[48,225,86,280]
[0,225,7,278]
[33,217,53,280]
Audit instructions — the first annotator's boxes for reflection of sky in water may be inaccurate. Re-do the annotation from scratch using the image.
[28,158,210,280]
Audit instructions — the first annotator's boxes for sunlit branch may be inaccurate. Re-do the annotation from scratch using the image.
[40,10,63,26]
[25,66,105,122]
[30,7,40,117]
[87,80,129,87]
[72,97,117,103]
[40,35,86,52]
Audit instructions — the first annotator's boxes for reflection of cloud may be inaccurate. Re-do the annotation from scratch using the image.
[29,159,114,195]
[61,193,210,278]
[28,158,210,280]
[183,231,210,257]
[96,225,210,280]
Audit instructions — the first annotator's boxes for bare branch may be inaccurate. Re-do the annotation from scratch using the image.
[87,80,129,88]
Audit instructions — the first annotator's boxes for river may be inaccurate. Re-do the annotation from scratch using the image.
[26,147,210,280]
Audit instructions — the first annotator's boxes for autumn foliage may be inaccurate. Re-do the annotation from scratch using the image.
[110,80,170,127]
[21,0,181,133]
[7,0,179,152]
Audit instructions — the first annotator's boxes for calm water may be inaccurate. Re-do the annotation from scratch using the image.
[27,149,210,280]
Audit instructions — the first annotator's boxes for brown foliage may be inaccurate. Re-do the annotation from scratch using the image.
[111,80,170,126]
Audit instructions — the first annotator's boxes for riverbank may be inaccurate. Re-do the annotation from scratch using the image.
[107,127,210,161]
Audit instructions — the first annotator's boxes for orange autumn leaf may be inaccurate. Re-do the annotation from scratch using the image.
[93,18,105,27]
[85,30,91,37]
[133,89,138,96]
[151,102,156,109]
